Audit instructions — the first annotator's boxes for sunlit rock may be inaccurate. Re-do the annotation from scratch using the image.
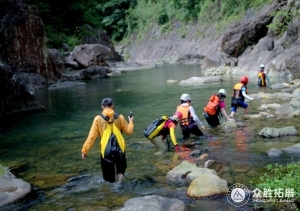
[187,173,228,198]
[179,76,222,86]
[167,79,178,83]
[270,83,289,90]
[166,161,216,184]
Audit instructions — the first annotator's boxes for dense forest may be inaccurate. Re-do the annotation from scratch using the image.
[0,0,282,49]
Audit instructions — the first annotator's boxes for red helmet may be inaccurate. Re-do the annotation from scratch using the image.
[240,76,248,84]
[173,111,183,121]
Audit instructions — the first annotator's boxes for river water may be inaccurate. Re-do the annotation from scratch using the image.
[0,65,299,211]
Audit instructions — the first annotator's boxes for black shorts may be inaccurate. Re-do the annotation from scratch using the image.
[181,123,204,139]
[100,153,127,183]
[204,112,220,127]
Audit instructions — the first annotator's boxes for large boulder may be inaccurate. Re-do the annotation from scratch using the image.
[259,126,297,138]
[71,44,114,68]
[275,103,295,115]
[0,64,44,117]
[221,3,280,58]
[0,0,61,79]
[187,173,228,198]
[179,76,222,86]
[166,161,216,184]
[0,169,31,208]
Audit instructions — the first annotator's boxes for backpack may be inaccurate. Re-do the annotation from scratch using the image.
[204,94,220,116]
[99,113,125,163]
[144,116,168,140]
[257,72,262,86]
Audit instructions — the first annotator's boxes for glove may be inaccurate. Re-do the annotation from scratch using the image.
[174,145,179,152]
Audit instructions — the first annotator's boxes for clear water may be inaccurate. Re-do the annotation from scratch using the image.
[0,65,299,211]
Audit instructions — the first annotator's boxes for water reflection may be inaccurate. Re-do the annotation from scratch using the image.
[0,65,299,210]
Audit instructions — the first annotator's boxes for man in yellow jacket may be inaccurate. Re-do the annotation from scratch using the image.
[81,97,134,183]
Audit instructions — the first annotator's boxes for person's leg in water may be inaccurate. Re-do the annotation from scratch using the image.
[101,156,116,183]
[182,126,190,139]
[116,153,127,183]
[229,101,237,118]
[189,124,204,138]
[204,113,218,128]
[243,104,249,114]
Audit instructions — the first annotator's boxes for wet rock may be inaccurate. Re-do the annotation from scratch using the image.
[187,173,228,198]
[275,103,294,115]
[266,114,276,118]
[288,109,300,117]
[0,64,45,116]
[271,83,289,90]
[221,120,244,131]
[0,170,31,208]
[231,164,250,173]
[279,126,298,136]
[80,66,111,79]
[179,76,222,86]
[189,150,202,157]
[258,103,281,111]
[204,160,216,168]
[259,127,280,138]
[116,195,187,211]
[198,153,209,160]
[282,143,300,155]
[267,148,283,157]
[259,126,297,138]
[275,92,294,101]
[166,161,216,184]
[289,98,300,108]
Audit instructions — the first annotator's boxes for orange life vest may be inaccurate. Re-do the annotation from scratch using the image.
[176,104,193,126]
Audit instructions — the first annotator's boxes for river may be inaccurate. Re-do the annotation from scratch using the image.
[0,64,299,211]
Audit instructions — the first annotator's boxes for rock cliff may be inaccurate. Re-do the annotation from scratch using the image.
[120,0,300,78]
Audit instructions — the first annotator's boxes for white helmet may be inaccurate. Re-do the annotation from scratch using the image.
[218,89,227,96]
[180,93,191,101]
[260,64,265,68]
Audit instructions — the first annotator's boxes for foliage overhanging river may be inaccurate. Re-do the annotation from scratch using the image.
[1,65,299,211]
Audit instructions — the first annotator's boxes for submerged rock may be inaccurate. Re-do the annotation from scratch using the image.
[115,195,187,211]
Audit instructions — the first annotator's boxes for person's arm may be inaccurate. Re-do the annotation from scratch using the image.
[81,116,100,159]
[219,102,233,121]
[169,126,178,146]
[266,74,271,84]
[241,87,253,100]
[120,114,134,135]
[189,106,205,130]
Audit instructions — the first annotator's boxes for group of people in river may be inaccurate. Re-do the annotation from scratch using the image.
[80,64,271,183]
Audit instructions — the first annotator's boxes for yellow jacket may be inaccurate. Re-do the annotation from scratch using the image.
[81,108,134,155]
